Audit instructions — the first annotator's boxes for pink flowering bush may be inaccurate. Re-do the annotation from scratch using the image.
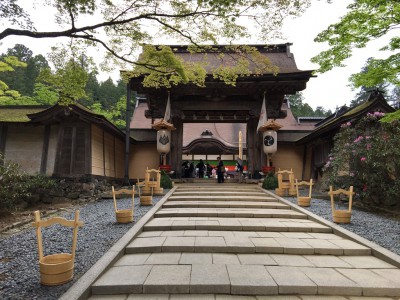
[322,111,400,207]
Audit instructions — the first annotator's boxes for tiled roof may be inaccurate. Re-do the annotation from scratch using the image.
[183,123,246,147]
[277,103,316,131]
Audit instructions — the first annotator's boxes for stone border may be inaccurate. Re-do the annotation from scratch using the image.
[59,186,177,300]
[260,188,400,268]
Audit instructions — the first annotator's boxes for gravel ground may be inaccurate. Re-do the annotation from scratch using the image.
[283,195,400,256]
[0,193,167,300]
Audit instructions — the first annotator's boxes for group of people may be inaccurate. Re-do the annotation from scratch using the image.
[181,159,213,178]
[181,157,243,184]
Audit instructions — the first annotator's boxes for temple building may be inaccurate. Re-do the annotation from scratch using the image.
[0,43,395,183]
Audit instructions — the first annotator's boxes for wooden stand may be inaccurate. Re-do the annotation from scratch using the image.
[140,195,153,206]
[295,179,313,207]
[32,211,83,286]
[136,176,153,206]
[112,186,135,223]
[275,169,296,196]
[142,168,164,196]
[328,186,354,224]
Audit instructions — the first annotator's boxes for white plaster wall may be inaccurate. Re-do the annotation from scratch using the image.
[5,126,44,174]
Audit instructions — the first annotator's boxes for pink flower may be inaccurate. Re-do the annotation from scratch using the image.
[354,136,364,143]
[361,157,366,162]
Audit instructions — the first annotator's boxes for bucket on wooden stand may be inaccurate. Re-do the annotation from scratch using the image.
[112,186,135,223]
[32,210,83,285]
[295,179,313,207]
[328,186,354,224]
[136,177,153,206]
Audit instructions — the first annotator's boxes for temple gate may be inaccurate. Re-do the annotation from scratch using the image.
[127,44,313,178]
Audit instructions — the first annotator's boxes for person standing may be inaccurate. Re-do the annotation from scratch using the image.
[196,159,205,178]
[217,156,224,183]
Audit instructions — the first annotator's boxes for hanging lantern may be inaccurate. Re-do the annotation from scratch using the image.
[258,119,282,169]
[157,129,171,154]
[263,130,277,154]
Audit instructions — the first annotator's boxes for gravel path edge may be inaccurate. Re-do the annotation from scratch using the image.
[59,186,177,300]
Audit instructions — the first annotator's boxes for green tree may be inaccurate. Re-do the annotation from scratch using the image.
[32,83,58,105]
[311,1,400,88]
[287,92,330,118]
[37,47,89,105]
[349,58,390,108]
[0,44,50,96]
[0,55,26,102]
[1,1,311,86]
[89,95,134,129]
[98,77,118,108]
[81,71,100,107]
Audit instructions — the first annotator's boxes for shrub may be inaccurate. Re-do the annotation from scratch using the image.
[160,170,173,189]
[262,172,278,190]
[0,154,56,212]
[322,112,400,207]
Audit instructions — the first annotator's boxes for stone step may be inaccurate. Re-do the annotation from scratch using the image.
[91,256,400,296]
[155,208,305,219]
[173,191,267,196]
[168,195,277,202]
[176,186,259,190]
[143,217,332,233]
[163,200,289,209]
[125,234,371,255]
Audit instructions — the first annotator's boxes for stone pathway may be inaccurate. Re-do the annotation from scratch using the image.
[67,184,400,299]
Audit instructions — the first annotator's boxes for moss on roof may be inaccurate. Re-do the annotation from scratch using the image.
[0,106,48,122]
[316,100,375,131]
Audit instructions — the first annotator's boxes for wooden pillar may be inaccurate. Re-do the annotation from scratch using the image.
[124,85,134,184]
[246,117,261,177]
[171,116,183,178]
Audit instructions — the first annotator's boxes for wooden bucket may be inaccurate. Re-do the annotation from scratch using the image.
[333,210,352,223]
[116,209,133,223]
[140,195,153,206]
[141,186,153,195]
[298,196,311,207]
[39,253,74,286]
[275,188,285,196]
[153,187,164,195]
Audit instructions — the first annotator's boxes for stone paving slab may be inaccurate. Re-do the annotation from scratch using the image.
[92,265,152,294]
[227,264,278,295]
[336,269,400,297]
[143,265,191,294]
[190,264,230,294]
[265,266,317,294]
[300,267,362,296]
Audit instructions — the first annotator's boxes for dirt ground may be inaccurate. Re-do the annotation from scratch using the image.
[0,201,76,235]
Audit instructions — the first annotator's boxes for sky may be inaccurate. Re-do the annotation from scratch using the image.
[0,0,389,112]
